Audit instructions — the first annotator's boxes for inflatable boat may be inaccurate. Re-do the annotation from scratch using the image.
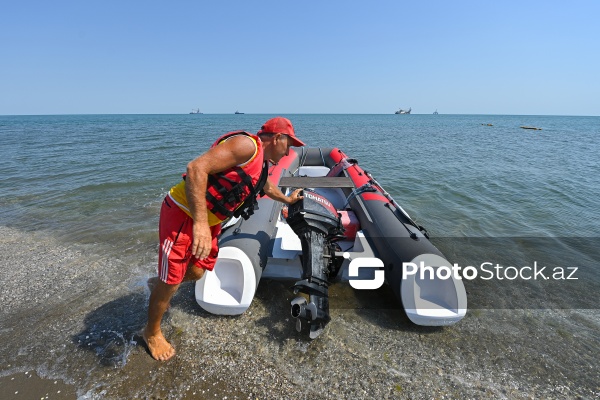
[195,147,467,338]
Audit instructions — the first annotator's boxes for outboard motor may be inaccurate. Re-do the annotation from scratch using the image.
[286,189,344,338]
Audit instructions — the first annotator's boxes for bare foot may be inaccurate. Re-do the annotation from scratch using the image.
[142,328,176,361]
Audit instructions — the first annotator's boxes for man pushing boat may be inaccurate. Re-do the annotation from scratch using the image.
[143,117,305,361]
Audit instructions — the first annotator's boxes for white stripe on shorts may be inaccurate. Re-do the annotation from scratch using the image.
[161,238,174,282]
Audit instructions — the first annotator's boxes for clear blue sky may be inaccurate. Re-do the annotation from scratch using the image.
[2,1,599,115]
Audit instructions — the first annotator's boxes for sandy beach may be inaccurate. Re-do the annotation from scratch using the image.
[0,225,598,399]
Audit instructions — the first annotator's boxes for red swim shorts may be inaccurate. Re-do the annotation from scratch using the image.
[157,196,221,285]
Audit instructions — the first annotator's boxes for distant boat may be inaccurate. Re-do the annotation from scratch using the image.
[394,107,411,114]
[189,109,203,114]
[234,111,245,114]
[433,110,439,115]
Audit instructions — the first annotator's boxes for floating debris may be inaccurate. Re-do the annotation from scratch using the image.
[520,126,542,130]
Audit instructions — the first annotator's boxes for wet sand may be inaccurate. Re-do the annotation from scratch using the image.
[1,225,598,399]
[0,371,76,400]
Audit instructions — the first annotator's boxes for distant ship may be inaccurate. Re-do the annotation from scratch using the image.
[234,110,245,114]
[189,109,203,114]
[433,109,439,115]
[395,107,411,114]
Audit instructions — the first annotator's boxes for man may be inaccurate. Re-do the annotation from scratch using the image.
[143,117,305,361]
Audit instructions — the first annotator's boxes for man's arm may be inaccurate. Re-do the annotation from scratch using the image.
[185,136,256,259]
[263,178,303,205]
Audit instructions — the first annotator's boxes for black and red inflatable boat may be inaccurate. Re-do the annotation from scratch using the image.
[196,147,467,338]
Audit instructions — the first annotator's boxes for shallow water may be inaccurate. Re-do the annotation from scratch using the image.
[1,114,599,398]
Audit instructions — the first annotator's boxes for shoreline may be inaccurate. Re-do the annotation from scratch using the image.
[0,225,598,399]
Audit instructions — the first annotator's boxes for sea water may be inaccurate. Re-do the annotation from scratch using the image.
[0,114,598,398]
[2,114,598,291]
[2,114,599,241]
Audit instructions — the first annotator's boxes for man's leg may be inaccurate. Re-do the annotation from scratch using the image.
[183,263,206,282]
[143,205,217,361]
[143,280,179,361]
[143,260,205,361]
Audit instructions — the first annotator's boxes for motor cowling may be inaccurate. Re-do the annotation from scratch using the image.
[286,189,341,236]
[286,189,343,338]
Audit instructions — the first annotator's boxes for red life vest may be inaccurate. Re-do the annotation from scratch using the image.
[204,131,268,221]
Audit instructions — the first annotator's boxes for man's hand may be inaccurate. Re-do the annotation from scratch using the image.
[191,221,212,259]
[287,189,303,205]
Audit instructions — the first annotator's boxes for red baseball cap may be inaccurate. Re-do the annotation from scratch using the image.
[257,117,305,147]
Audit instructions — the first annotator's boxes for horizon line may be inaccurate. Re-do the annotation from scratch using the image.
[1,112,599,117]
